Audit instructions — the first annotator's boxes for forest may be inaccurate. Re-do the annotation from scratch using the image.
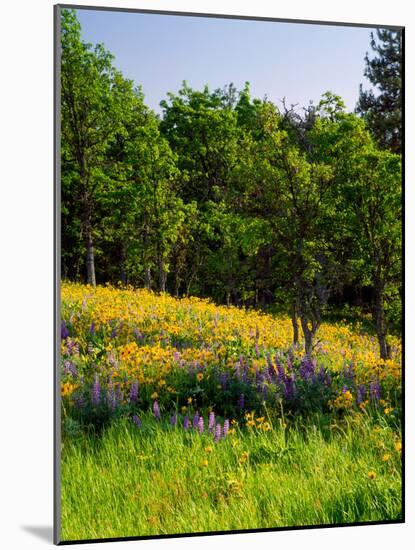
[60,9,402,360]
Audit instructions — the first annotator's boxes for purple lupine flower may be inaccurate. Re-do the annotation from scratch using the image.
[89,322,95,335]
[132,415,142,428]
[255,342,260,358]
[87,342,94,356]
[276,361,285,384]
[255,369,264,385]
[106,382,116,411]
[284,375,296,400]
[133,327,141,340]
[193,411,200,428]
[300,357,315,381]
[369,379,381,402]
[91,375,101,406]
[183,415,190,430]
[219,372,228,389]
[317,366,326,382]
[223,419,230,438]
[115,383,123,405]
[342,385,349,393]
[198,416,204,434]
[261,384,269,401]
[153,400,161,420]
[357,384,366,405]
[237,394,245,410]
[208,411,215,432]
[170,414,177,426]
[63,360,77,378]
[129,381,139,403]
[343,363,355,383]
[74,394,86,408]
[61,321,69,340]
[214,423,222,443]
[110,327,117,339]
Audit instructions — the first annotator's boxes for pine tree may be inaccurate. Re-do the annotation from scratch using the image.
[356,29,402,154]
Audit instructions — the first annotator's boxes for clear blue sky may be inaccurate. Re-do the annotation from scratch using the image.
[74,8,377,114]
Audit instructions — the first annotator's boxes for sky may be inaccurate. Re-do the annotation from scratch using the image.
[74,8,377,114]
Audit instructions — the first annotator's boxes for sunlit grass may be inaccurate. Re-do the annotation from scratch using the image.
[61,412,402,541]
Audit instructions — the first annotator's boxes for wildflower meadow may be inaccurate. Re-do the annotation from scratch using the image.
[60,283,402,540]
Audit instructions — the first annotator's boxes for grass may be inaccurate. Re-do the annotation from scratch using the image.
[60,412,402,541]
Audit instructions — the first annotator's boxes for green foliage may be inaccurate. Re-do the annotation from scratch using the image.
[60,10,402,357]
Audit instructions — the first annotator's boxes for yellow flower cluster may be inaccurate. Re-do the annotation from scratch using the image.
[330,390,354,410]
[61,282,401,400]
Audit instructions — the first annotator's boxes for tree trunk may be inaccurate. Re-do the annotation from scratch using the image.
[85,225,96,287]
[374,277,390,359]
[158,257,167,293]
[300,317,315,357]
[143,225,151,289]
[144,267,152,290]
[291,307,299,345]
[120,245,127,286]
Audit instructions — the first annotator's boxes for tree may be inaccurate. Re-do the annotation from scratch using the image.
[356,29,403,154]
[240,100,337,355]
[61,9,125,285]
[310,102,402,359]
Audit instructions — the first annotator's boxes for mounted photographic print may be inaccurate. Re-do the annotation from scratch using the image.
[54,3,404,544]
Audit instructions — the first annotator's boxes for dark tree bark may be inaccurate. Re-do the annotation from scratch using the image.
[291,301,299,345]
[374,276,391,359]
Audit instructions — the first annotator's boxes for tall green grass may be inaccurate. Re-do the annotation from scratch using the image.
[61,413,402,541]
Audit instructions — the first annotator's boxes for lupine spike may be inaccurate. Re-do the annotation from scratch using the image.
[198,416,204,434]
[193,411,200,428]
[214,423,222,443]
[91,375,100,406]
[129,381,139,403]
[208,411,215,432]
[223,419,229,438]
[132,415,142,428]
[153,400,161,420]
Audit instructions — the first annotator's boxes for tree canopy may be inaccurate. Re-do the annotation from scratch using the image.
[60,10,402,359]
